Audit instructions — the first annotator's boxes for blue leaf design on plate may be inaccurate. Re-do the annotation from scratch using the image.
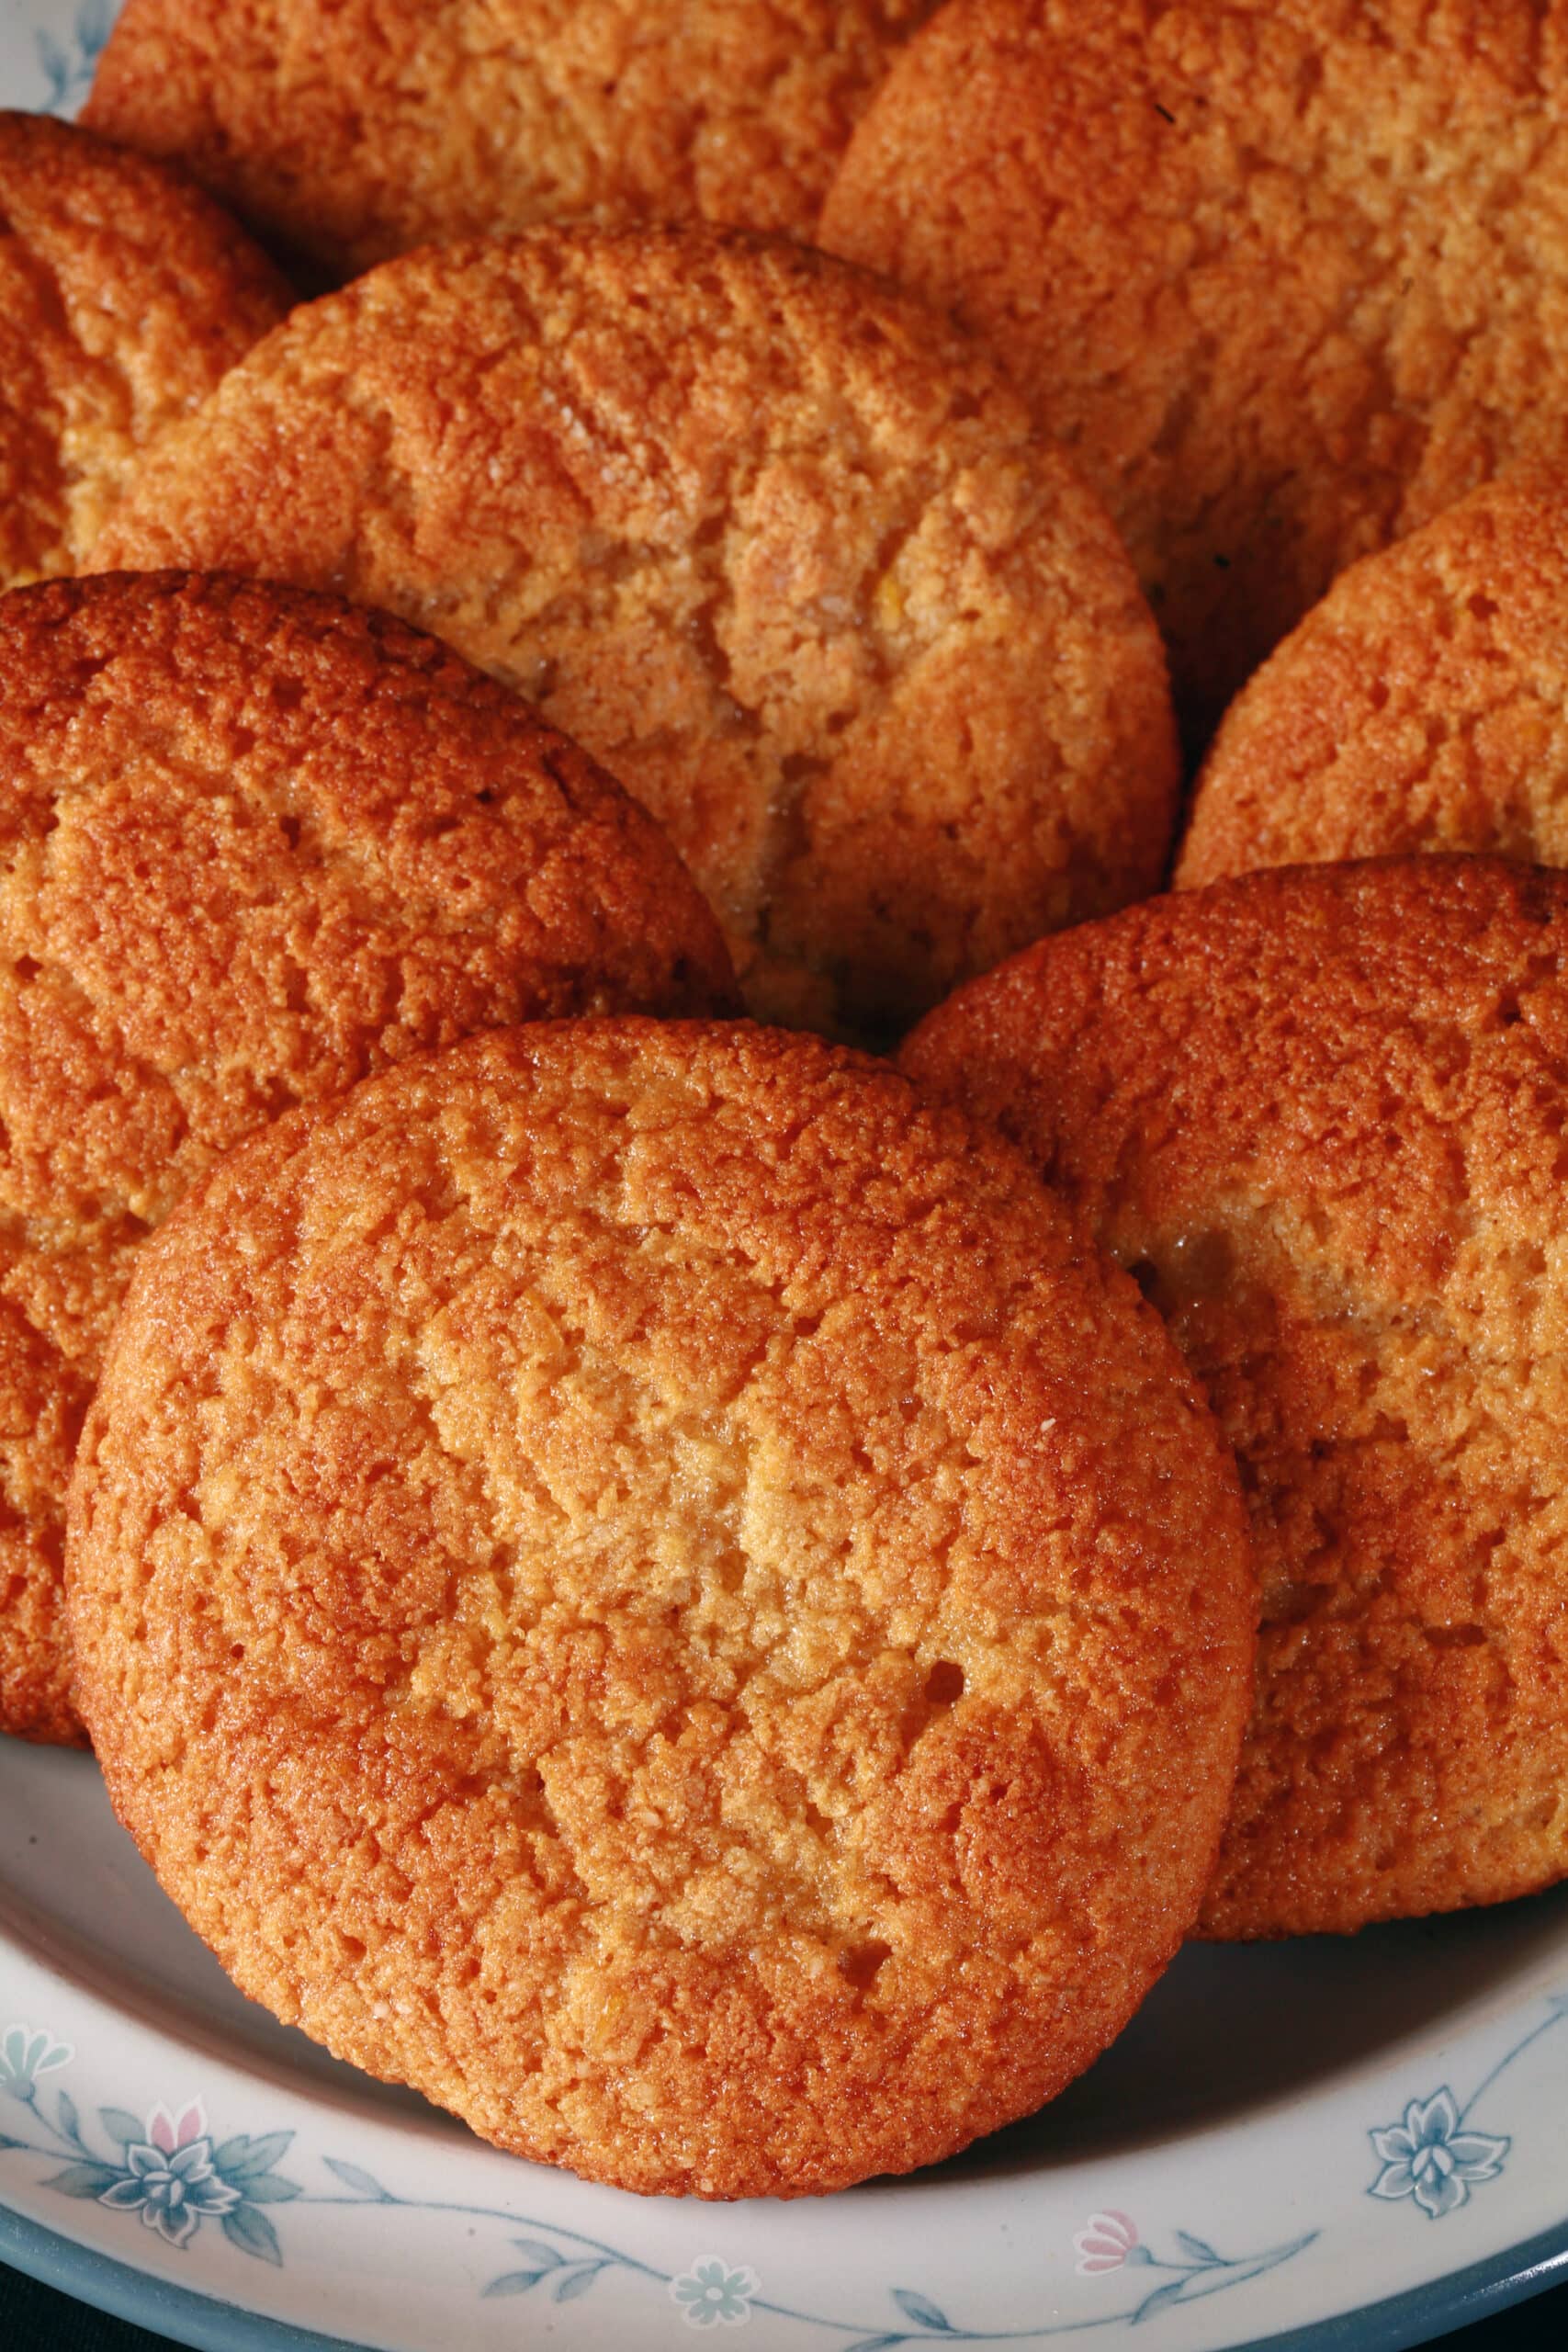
[554,2260,608,2302]
[98,2109,144,2148]
[219,2131,294,2180]
[35,28,68,95]
[482,2270,552,2299]
[222,2204,283,2267]
[1175,2233,1221,2264]
[1133,2278,1191,2323]
[892,2289,952,2329]
[321,2157,390,2200]
[845,2336,907,2352]
[507,2239,565,2269]
[236,2174,301,2203]
[45,2161,123,2199]
[55,2089,84,2146]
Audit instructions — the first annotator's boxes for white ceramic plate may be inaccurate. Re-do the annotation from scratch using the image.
[6,6,1568,2346]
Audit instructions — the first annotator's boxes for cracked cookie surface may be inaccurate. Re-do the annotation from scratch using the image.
[903,858,1568,1938]
[822,0,1568,740]
[89,225,1179,1039]
[68,1020,1253,2196]
[0,108,287,594]
[0,571,732,1745]
[1179,469,1568,888]
[84,0,937,275]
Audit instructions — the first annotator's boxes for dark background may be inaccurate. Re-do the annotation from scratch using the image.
[6,2255,1568,2350]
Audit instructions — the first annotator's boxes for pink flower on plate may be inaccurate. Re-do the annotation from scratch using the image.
[1074,2211,1142,2275]
[147,2101,207,2154]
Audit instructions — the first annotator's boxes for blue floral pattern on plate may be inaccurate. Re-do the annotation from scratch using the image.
[4,1995,1568,2340]
[0,2050,300,2267]
[0,2026,72,2097]
[671,2259,761,2328]
[33,0,113,111]
[1370,2092,1508,2220]
[0,2016,1316,2341]
[1366,1991,1568,2222]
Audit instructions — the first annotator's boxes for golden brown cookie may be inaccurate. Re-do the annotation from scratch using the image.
[0,109,288,593]
[84,0,937,277]
[68,1020,1255,2197]
[87,224,1179,1040]
[902,857,1568,1939]
[0,570,733,1746]
[1179,469,1568,888]
[822,0,1568,741]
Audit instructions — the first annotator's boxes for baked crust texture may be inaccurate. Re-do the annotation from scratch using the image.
[0,108,288,592]
[0,571,732,1744]
[1179,469,1568,888]
[84,0,938,273]
[88,224,1179,1040]
[822,0,1568,737]
[68,1020,1254,2196]
[902,858,1568,1938]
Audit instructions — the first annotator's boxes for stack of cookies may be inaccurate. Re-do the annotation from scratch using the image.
[5,0,1568,2200]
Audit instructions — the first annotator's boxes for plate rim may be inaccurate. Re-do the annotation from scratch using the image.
[11,1854,1568,2352]
[6,2192,1568,2352]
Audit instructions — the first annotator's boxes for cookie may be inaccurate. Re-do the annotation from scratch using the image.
[0,571,733,1746]
[1179,469,1568,888]
[84,0,936,277]
[821,0,1568,740]
[68,1020,1254,2197]
[903,858,1568,1939]
[87,224,1179,1040]
[0,109,288,594]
